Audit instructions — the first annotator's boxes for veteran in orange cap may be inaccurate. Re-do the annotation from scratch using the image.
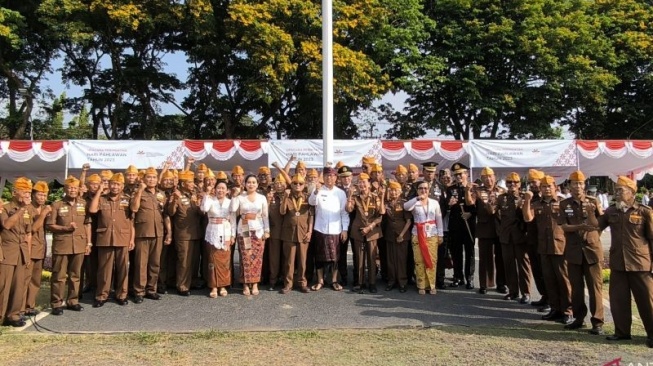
[598,175,653,347]
[383,180,412,292]
[336,165,357,286]
[88,173,134,307]
[46,175,90,315]
[230,166,245,197]
[24,181,52,316]
[524,169,549,310]
[0,177,35,326]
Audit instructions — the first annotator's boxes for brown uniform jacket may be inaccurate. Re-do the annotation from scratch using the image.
[474,188,500,239]
[95,194,133,247]
[496,193,526,245]
[30,203,47,259]
[531,197,566,255]
[598,203,653,272]
[47,198,89,254]
[280,193,314,243]
[132,189,166,238]
[383,198,412,244]
[268,192,285,240]
[167,190,203,241]
[526,193,540,247]
[350,192,383,242]
[558,196,603,265]
[0,202,33,265]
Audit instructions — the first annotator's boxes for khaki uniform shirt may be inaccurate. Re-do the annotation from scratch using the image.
[95,194,133,247]
[47,198,89,255]
[167,190,203,241]
[0,202,33,265]
[132,189,166,238]
[383,198,412,244]
[496,193,526,245]
[532,197,566,255]
[30,203,47,259]
[280,193,314,243]
[475,188,500,240]
[268,192,285,240]
[558,197,602,265]
[598,203,653,272]
[350,192,383,242]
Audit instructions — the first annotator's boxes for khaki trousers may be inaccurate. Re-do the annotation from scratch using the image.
[541,254,572,315]
[175,240,200,292]
[568,257,604,327]
[24,258,43,311]
[51,253,85,308]
[501,241,532,296]
[354,239,378,287]
[96,247,129,301]
[282,241,308,288]
[268,238,283,285]
[386,240,408,287]
[609,270,653,338]
[133,237,163,296]
[0,262,26,323]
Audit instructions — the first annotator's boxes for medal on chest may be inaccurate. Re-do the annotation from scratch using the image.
[292,196,303,217]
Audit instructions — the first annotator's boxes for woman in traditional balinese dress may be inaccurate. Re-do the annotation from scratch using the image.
[404,180,444,295]
[201,180,232,298]
[230,174,270,296]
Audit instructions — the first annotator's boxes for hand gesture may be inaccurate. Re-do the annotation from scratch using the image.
[360,226,371,236]
[377,185,386,197]
[164,235,172,245]
[289,154,297,162]
[139,182,147,191]
[173,189,182,199]
[129,241,135,251]
[448,195,458,206]
[85,245,92,256]
[69,222,78,231]
[42,205,52,216]
[187,157,195,165]
[461,212,472,220]
[82,163,91,171]
[164,160,172,169]
[523,190,534,200]
[314,181,322,192]
[396,234,404,242]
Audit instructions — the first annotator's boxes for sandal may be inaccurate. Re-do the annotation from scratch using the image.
[219,288,228,297]
[418,289,426,295]
[332,283,343,291]
[311,282,324,291]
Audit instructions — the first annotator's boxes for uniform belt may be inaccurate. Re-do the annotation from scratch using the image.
[416,220,436,225]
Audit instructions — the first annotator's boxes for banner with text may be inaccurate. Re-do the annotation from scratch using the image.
[68,140,185,169]
[267,140,381,168]
[470,140,577,168]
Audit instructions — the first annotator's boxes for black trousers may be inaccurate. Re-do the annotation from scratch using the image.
[449,228,475,283]
[436,232,449,286]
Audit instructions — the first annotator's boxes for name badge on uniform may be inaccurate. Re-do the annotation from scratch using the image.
[565,208,574,216]
[59,206,69,214]
[552,202,560,213]
[156,193,165,203]
[76,203,85,213]
[120,199,129,207]
[181,197,190,206]
[629,213,643,225]
[23,211,31,219]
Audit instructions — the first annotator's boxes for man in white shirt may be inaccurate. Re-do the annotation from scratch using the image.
[308,167,350,291]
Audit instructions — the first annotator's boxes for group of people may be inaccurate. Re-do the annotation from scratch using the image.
[0,155,651,348]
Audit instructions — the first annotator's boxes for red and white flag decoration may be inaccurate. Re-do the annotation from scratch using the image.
[0,140,67,162]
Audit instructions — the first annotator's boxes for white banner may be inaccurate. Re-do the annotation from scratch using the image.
[68,140,185,169]
[267,140,381,168]
[470,140,577,168]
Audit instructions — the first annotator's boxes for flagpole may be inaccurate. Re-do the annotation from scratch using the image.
[322,0,334,166]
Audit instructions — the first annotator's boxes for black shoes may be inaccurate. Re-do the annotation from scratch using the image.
[436,283,447,290]
[478,288,487,294]
[145,293,161,300]
[606,335,632,341]
[496,285,509,294]
[449,279,461,288]
[559,315,575,325]
[564,321,584,330]
[519,295,531,304]
[541,310,562,321]
[504,293,518,300]
[116,298,129,306]
[399,286,407,293]
[67,304,84,312]
[538,305,551,313]
[52,307,64,316]
[4,318,26,327]
[92,300,106,308]
[530,298,547,307]
[589,326,604,335]
[133,296,144,304]
[466,282,474,290]
[369,285,378,293]
[385,285,394,291]
[24,308,40,316]
[177,290,191,297]
[157,286,168,294]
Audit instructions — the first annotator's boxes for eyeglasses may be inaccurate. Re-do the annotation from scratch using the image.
[418,187,429,190]
[292,182,304,185]
[506,181,518,184]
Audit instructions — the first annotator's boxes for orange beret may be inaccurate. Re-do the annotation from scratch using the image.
[258,166,271,175]
[14,177,32,191]
[388,181,402,190]
[568,170,586,182]
[393,165,407,175]
[370,164,383,173]
[138,170,146,180]
[100,170,113,180]
[64,176,80,188]
[335,161,345,169]
[197,163,208,172]
[358,173,370,181]
[275,174,286,183]
[291,175,305,184]
[110,173,125,184]
[216,171,228,181]
[307,169,318,178]
[481,167,495,176]
[528,169,544,182]
[179,170,194,181]
[172,169,178,177]
[408,163,419,172]
[231,166,244,175]
[125,165,138,174]
[205,169,216,179]
[162,171,175,180]
[505,172,520,182]
[296,161,306,169]
[145,167,158,177]
[33,181,50,193]
[616,176,637,193]
[362,156,377,165]
[86,174,101,184]
[541,175,556,185]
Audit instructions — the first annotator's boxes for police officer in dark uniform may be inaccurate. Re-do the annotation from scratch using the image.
[337,165,356,287]
[443,162,476,289]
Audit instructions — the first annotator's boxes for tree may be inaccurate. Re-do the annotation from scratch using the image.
[392,0,618,140]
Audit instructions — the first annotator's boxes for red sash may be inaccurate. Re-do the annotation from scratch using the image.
[415,220,435,269]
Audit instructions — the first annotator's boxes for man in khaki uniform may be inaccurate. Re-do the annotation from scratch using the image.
[337,165,356,287]
[598,176,653,347]
[0,178,34,327]
[279,174,314,293]
[47,176,91,315]
[157,170,177,294]
[167,170,204,296]
[525,169,549,311]
[557,171,604,334]
[81,173,102,294]
[89,173,134,307]
[131,167,171,303]
[24,181,51,316]
[523,175,573,325]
